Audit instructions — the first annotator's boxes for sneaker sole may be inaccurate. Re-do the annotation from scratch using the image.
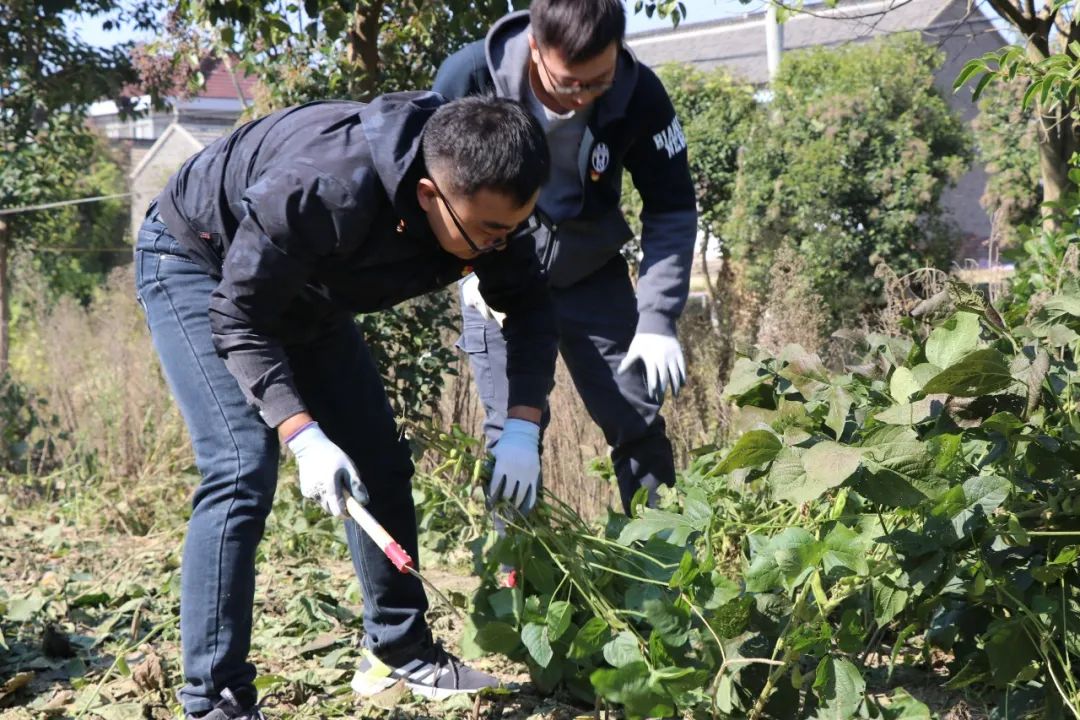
[350,673,485,701]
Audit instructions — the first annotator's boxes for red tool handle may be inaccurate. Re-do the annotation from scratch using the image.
[344,495,415,573]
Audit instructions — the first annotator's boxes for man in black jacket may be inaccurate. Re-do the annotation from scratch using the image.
[135,92,555,718]
[434,0,698,515]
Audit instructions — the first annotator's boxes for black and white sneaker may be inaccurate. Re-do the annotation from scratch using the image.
[351,639,499,700]
[187,688,265,720]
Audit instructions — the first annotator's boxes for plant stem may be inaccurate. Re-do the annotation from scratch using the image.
[73,618,174,719]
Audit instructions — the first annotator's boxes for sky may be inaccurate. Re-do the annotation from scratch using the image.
[67,0,763,48]
[68,0,1008,52]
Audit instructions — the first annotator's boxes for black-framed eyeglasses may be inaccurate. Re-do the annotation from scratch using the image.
[535,49,615,97]
[431,182,545,255]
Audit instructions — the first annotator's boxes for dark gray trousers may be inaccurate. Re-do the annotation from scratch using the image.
[458,255,675,513]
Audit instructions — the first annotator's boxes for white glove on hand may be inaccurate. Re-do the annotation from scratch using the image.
[286,422,368,517]
[617,333,687,402]
[461,273,506,327]
[488,418,541,514]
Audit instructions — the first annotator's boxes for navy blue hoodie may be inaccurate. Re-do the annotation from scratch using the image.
[434,11,697,337]
[156,91,557,427]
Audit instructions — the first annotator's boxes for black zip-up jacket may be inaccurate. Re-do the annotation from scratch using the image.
[156,91,557,427]
[433,11,697,337]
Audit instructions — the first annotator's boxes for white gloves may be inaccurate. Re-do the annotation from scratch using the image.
[488,418,541,514]
[286,422,368,517]
[461,273,506,327]
[618,332,687,402]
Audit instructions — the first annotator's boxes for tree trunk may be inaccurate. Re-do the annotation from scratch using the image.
[1016,22,1079,231]
[347,1,384,101]
[699,229,721,332]
[1036,106,1076,230]
[0,219,9,377]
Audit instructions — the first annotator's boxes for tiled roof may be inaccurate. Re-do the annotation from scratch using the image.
[628,0,1004,84]
[199,57,258,100]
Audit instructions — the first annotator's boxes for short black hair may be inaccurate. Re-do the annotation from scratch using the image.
[422,95,550,207]
[530,0,626,64]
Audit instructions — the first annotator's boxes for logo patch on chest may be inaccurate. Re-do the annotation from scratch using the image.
[589,142,610,181]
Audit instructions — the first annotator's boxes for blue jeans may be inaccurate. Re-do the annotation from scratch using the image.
[458,255,675,514]
[134,207,427,715]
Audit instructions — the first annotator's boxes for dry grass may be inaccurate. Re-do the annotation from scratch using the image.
[9,266,192,531]
[755,245,829,356]
[9,264,736,524]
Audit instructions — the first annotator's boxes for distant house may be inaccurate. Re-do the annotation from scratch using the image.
[87,57,258,237]
[627,0,1009,265]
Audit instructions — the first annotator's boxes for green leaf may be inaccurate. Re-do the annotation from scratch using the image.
[6,592,47,622]
[716,429,782,473]
[473,621,521,655]
[951,474,1010,537]
[591,662,673,720]
[971,71,994,101]
[836,610,864,654]
[1022,78,1042,110]
[746,528,822,593]
[700,572,741,609]
[1044,293,1080,319]
[1035,546,1080,582]
[983,619,1039,686]
[488,588,519,622]
[922,348,1015,397]
[653,666,711,699]
[569,617,611,659]
[682,488,713,530]
[321,6,347,38]
[253,674,287,693]
[668,550,699,589]
[879,688,932,718]
[857,426,946,507]
[546,600,572,642]
[909,363,943,389]
[814,656,866,718]
[982,411,1024,436]
[825,384,853,439]
[723,357,771,400]
[618,509,699,546]
[872,573,910,624]
[873,395,947,426]
[777,344,830,396]
[822,523,869,577]
[953,59,987,90]
[783,441,862,504]
[925,312,981,369]
[644,598,691,647]
[889,367,920,403]
[766,446,807,503]
[521,622,553,668]
[603,631,644,667]
[524,554,556,594]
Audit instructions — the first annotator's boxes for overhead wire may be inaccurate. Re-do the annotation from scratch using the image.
[0,192,132,216]
[0,192,135,253]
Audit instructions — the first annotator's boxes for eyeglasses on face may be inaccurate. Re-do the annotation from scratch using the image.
[430,181,546,255]
[535,48,615,96]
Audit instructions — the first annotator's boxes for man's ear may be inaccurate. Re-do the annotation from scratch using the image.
[527,32,537,52]
[416,177,437,212]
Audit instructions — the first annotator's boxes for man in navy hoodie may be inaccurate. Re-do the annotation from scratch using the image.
[136,93,555,718]
[434,0,698,514]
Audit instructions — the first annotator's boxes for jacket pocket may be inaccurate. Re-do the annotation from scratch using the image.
[539,207,634,288]
[454,321,487,354]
